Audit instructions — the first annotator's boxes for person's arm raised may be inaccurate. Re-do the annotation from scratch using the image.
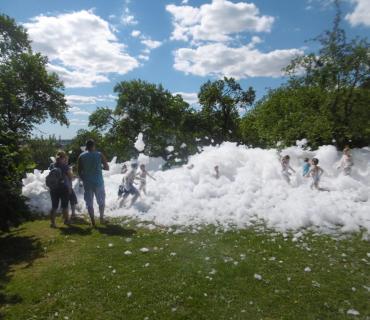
[100,153,109,171]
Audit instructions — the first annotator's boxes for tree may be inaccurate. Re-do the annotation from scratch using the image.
[0,122,33,233]
[0,13,69,137]
[197,77,256,144]
[242,1,370,150]
[0,12,31,57]
[89,79,191,160]
[0,52,69,136]
[24,135,62,170]
[0,13,69,231]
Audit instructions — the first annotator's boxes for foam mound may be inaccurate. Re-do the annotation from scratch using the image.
[22,142,370,233]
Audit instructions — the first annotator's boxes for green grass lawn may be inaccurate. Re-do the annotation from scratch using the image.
[1,215,369,319]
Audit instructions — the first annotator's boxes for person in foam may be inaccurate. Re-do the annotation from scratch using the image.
[281,155,295,184]
[122,164,128,174]
[214,165,220,179]
[118,163,140,208]
[306,158,324,190]
[338,148,354,176]
[136,164,156,196]
[302,158,311,176]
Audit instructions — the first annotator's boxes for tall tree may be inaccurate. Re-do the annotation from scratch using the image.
[0,14,69,137]
[197,77,256,144]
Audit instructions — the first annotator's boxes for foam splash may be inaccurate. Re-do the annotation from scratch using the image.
[22,143,370,233]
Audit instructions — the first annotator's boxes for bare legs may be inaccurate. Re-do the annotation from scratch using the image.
[88,204,107,226]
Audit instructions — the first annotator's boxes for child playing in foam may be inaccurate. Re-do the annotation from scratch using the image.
[302,158,310,176]
[136,164,156,195]
[338,148,354,176]
[214,165,220,179]
[306,158,325,190]
[281,155,295,184]
[118,163,140,208]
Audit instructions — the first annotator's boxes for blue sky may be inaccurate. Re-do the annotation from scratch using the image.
[2,0,369,139]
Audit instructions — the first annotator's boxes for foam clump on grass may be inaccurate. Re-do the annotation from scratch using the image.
[347,309,360,315]
[23,142,370,233]
[254,274,262,280]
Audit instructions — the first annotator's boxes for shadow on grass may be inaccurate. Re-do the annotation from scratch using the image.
[95,224,137,237]
[0,233,44,317]
[57,222,136,237]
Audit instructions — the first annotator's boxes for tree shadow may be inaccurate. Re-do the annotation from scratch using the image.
[95,224,137,237]
[0,233,44,317]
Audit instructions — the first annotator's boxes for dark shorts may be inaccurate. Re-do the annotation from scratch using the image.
[50,185,70,209]
[69,189,78,205]
[118,183,138,197]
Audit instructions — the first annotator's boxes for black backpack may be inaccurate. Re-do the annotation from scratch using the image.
[46,164,64,191]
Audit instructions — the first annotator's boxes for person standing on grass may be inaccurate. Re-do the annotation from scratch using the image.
[49,156,78,220]
[49,150,74,228]
[78,140,109,226]
[63,156,79,220]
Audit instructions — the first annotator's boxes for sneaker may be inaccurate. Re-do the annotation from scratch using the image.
[50,223,57,228]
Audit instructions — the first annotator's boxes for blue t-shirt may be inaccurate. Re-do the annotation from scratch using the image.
[302,163,310,176]
[80,151,104,189]
[49,162,70,186]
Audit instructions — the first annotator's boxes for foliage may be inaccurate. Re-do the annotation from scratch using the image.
[23,135,62,170]
[88,79,192,161]
[197,77,256,144]
[0,52,69,137]
[242,2,370,150]
[66,129,102,165]
[0,126,33,233]
[0,12,31,57]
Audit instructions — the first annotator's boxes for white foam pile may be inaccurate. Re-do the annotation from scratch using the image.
[22,141,370,233]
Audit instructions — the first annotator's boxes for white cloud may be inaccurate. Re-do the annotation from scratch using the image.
[121,7,138,25]
[69,106,91,116]
[345,0,370,27]
[137,55,149,60]
[166,0,274,42]
[66,95,96,105]
[24,10,140,88]
[173,92,198,105]
[141,39,163,49]
[173,42,304,79]
[66,94,116,105]
[131,30,141,37]
[182,0,189,3]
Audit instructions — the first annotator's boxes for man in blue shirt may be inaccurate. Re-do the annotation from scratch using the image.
[78,140,109,226]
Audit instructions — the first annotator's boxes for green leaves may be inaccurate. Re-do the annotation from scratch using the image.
[242,2,370,150]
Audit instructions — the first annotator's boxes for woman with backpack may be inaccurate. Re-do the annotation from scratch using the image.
[47,150,74,228]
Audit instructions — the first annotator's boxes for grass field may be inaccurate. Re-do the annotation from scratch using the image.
[1,215,369,319]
